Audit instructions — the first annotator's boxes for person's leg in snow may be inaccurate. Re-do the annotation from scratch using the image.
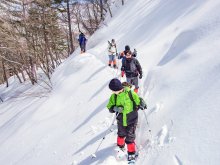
[117,121,126,149]
[125,122,137,162]
[126,77,133,87]
[108,55,114,67]
[80,43,86,53]
[132,77,139,93]
[113,56,117,69]
[126,77,139,93]
[117,118,138,161]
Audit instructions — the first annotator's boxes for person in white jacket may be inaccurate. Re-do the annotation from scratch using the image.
[108,39,118,68]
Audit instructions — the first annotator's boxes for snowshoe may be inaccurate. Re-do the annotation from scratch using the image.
[127,153,137,164]
[113,64,118,69]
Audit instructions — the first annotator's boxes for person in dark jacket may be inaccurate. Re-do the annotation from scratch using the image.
[119,45,137,61]
[78,32,87,53]
[121,50,142,93]
[107,78,141,162]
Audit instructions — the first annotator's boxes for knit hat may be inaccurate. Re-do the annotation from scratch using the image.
[125,45,130,51]
[109,78,123,91]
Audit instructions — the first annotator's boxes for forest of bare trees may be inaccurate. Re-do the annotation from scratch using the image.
[0,0,124,89]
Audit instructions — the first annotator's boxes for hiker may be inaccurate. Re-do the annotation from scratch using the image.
[119,45,137,62]
[78,32,87,53]
[107,78,143,163]
[121,50,142,93]
[108,39,118,68]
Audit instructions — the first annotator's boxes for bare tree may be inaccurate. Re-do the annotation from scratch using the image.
[0,0,67,86]
[53,0,75,55]
[0,0,124,86]
[66,0,75,54]
[1,58,9,87]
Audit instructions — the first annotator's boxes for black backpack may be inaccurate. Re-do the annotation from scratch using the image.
[133,49,137,57]
[122,58,139,77]
[128,90,147,110]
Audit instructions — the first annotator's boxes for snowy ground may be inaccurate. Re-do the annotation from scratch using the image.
[1,0,220,165]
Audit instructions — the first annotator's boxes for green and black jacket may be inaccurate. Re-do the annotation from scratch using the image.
[107,87,140,126]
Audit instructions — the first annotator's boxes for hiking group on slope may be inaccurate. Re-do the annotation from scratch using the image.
[107,39,142,93]
[77,36,147,163]
[106,39,147,164]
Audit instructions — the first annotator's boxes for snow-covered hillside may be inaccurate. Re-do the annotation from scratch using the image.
[1,0,220,165]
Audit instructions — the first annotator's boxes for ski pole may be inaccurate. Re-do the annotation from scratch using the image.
[0,96,3,102]
[142,110,152,138]
[91,113,119,159]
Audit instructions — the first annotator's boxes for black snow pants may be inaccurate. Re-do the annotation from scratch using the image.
[117,117,138,144]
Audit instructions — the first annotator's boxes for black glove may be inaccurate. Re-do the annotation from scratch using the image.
[139,105,146,110]
[109,107,115,113]
[139,98,147,110]
[139,74,142,79]
[109,106,123,113]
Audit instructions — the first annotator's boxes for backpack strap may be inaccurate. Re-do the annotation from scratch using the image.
[128,90,137,111]
[114,94,117,105]
[108,41,113,51]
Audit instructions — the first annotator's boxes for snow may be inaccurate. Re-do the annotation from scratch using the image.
[1,0,220,164]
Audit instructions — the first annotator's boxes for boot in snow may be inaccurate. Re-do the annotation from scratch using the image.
[127,153,136,164]
[113,64,118,69]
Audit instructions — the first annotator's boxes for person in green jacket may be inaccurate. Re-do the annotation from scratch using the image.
[107,78,141,161]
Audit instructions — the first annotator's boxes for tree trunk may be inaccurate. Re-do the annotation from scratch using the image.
[13,67,22,83]
[42,8,55,71]
[100,0,104,21]
[2,58,9,87]
[33,64,37,83]
[67,0,74,55]
[19,67,26,82]
[106,2,112,18]
[29,57,35,85]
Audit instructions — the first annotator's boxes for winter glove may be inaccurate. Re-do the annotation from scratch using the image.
[109,107,115,113]
[121,71,125,77]
[139,74,142,79]
[113,106,123,113]
[138,105,146,110]
[138,98,147,110]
